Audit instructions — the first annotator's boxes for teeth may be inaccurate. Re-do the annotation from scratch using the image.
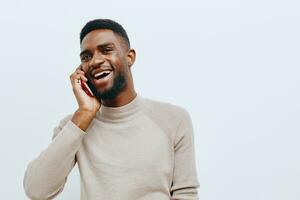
[94,70,111,78]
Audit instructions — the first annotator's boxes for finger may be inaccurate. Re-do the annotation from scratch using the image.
[71,64,87,75]
[70,73,88,83]
[76,65,83,70]
[76,67,84,71]
[75,65,86,74]
[79,74,88,82]
[76,70,85,76]
[70,70,86,80]
[70,72,80,83]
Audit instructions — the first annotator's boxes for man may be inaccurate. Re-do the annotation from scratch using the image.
[23,19,199,200]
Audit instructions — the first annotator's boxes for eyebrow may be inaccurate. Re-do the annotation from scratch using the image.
[80,43,115,57]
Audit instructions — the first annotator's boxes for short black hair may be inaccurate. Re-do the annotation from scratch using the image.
[80,19,130,48]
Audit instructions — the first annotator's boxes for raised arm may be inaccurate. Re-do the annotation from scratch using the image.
[23,65,101,199]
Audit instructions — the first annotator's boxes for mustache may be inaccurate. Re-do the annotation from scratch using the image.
[85,64,114,75]
[81,63,113,73]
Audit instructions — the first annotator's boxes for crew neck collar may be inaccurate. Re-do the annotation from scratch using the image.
[96,94,146,123]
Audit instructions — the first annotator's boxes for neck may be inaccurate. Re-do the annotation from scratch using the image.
[100,80,136,107]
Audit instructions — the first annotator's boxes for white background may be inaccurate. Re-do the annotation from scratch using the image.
[0,0,299,199]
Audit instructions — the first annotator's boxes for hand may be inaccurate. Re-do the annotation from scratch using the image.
[69,65,101,115]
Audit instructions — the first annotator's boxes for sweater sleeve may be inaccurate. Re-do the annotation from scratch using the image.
[170,110,200,200]
[23,115,86,200]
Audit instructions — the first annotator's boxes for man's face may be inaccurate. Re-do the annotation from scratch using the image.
[80,29,130,100]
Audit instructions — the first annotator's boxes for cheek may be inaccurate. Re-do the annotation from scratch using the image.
[111,55,127,70]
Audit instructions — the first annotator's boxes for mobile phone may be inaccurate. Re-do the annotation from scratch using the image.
[80,79,94,97]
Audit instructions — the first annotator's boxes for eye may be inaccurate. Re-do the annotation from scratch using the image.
[103,48,113,54]
[81,54,92,62]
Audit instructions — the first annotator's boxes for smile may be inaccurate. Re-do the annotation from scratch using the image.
[94,70,112,80]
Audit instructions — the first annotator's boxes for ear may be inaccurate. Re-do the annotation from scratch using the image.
[127,49,136,68]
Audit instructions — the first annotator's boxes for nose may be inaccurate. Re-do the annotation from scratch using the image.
[89,52,105,69]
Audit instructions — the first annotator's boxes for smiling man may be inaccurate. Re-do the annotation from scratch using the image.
[23,19,200,200]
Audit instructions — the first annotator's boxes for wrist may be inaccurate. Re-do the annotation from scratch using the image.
[76,108,98,117]
[71,109,97,131]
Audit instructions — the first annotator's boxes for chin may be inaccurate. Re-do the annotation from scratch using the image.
[98,82,126,101]
[89,71,127,101]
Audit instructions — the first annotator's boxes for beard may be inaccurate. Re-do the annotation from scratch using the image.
[87,71,127,101]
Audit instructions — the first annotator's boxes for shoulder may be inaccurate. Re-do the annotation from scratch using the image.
[142,97,193,143]
[144,97,190,121]
[146,99,189,116]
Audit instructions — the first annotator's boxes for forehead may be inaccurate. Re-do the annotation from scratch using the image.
[80,29,122,51]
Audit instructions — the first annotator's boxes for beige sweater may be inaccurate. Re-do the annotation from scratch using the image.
[23,95,199,200]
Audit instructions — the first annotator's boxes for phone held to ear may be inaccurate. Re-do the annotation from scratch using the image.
[80,79,94,97]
